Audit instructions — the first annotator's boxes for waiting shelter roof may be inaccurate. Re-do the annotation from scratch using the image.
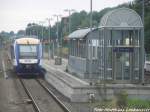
[68,28,96,39]
[99,7,143,29]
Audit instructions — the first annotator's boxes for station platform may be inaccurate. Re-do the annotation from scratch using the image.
[42,58,89,87]
[42,58,150,102]
[42,58,91,102]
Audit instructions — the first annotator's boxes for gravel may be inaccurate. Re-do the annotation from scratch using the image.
[0,49,34,112]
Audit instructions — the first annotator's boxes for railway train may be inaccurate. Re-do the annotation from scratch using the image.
[10,37,43,75]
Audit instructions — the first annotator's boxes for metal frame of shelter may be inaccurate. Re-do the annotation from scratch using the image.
[68,28,100,79]
[68,8,144,83]
[98,8,144,83]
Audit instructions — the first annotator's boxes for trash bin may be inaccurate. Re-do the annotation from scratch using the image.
[55,57,62,65]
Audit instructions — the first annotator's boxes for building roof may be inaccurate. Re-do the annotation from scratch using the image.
[68,28,96,39]
[99,7,143,28]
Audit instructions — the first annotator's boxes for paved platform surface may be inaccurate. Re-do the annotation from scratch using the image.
[43,58,68,72]
[42,58,89,87]
[42,58,91,102]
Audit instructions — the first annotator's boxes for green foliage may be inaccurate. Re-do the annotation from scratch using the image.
[127,99,150,108]
[115,90,128,108]
[129,0,150,53]
[0,31,14,42]
[92,98,150,109]
[23,8,113,45]
[17,30,25,36]
[60,47,68,58]
[22,0,150,51]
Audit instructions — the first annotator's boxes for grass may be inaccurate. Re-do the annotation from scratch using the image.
[127,99,150,109]
[90,99,117,108]
[89,98,150,109]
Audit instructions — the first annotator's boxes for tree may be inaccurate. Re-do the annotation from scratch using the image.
[9,31,15,36]
[23,0,150,51]
[129,0,150,53]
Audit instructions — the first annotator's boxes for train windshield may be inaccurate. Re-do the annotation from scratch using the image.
[19,45,38,59]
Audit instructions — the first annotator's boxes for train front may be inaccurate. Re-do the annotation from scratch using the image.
[15,38,42,75]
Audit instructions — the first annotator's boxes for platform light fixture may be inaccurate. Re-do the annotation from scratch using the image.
[53,14,62,57]
[39,21,45,42]
[46,18,53,60]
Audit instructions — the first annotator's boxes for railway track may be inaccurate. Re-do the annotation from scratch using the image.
[19,78,41,112]
[18,77,71,112]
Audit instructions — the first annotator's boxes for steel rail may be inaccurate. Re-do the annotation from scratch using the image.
[19,78,41,112]
[36,79,71,112]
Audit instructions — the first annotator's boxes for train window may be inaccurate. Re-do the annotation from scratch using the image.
[20,45,37,53]
[19,45,37,58]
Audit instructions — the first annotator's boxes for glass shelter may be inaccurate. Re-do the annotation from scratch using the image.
[68,28,100,78]
[98,8,144,83]
[68,8,144,83]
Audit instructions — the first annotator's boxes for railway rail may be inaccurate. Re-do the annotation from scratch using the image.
[36,79,71,112]
[19,78,41,112]
[18,77,71,112]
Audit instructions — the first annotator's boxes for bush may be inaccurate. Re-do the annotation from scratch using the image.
[60,47,68,58]
[127,99,150,109]
[115,90,128,108]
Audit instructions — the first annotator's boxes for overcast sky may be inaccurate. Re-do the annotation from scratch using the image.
[0,0,133,33]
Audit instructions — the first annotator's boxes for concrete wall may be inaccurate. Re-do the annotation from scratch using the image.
[68,56,100,79]
[45,69,150,102]
[68,56,87,78]
[43,62,150,102]
[70,85,150,102]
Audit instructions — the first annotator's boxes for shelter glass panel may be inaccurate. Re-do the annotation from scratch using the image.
[111,30,140,81]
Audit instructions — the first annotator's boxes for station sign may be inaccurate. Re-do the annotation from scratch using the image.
[113,47,134,52]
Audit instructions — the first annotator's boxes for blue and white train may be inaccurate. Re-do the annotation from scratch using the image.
[10,37,43,75]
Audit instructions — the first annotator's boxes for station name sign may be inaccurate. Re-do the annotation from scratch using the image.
[113,47,134,52]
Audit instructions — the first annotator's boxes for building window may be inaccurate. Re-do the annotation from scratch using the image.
[89,39,99,59]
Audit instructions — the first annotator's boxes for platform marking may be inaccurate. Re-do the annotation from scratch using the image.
[2,60,8,79]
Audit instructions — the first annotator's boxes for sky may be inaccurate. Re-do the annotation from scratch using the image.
[0,0,133,33]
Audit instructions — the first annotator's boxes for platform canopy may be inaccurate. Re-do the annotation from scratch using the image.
[99,8,143,29]
[68,28,96,39]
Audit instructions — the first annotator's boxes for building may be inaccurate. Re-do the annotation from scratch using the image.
[68,8,144,83]
[68,28,99,79]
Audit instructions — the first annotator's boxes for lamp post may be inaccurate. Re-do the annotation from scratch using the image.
[89,0,93,82]
[90,0,93,31]
[39,21,45,58]
[53,14,61,57]
[39,21,45,42]
[64,9,75,34]
[141,0,145,84]
[46,18,53,60]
